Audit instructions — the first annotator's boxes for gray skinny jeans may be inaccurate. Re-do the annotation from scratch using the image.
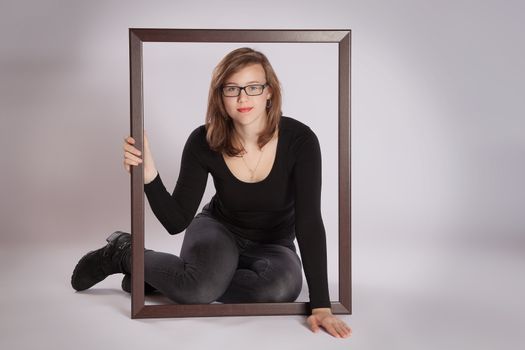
[122,203,303,304]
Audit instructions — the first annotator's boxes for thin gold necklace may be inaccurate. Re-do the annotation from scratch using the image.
[238,139,265,181]
[235,129,277,181]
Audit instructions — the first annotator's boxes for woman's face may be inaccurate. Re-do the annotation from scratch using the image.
[221,63,272,128]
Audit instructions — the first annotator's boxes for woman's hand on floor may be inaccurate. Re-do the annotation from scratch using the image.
[307,308,352,338]
[123,129,158,184]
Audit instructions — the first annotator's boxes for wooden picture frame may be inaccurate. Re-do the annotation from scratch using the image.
[129,28,351,318]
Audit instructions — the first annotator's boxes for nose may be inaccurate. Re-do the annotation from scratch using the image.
[237,88,249,102]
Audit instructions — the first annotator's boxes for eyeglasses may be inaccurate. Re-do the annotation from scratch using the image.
[221,83,268,97]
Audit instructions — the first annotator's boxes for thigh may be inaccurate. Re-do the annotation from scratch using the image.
[218,243,303,303]
[180,212,240,276]
[144,212,241,304]
[180,211,239,266]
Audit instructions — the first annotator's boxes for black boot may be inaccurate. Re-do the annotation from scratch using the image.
[120,274,158,295]
[71,231,131,291]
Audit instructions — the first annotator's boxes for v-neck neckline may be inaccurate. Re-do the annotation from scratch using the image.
[221,119,282,185]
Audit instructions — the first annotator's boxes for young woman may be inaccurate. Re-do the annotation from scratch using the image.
[71,47,351,338]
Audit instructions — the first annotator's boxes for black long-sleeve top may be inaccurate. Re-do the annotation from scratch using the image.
[143,115,331,309]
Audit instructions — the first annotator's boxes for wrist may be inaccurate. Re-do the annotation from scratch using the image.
[311,307,332,315]
[145,169,158,184]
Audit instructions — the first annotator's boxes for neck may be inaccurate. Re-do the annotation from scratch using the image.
[232,115,267,149]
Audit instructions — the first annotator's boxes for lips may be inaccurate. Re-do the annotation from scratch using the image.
[237,107,253,113]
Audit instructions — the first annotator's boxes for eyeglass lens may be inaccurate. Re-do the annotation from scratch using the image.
[222,84,266,97]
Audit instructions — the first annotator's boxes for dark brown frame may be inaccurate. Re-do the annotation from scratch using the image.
[129,28,351,318]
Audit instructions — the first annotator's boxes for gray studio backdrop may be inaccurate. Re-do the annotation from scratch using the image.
[1,0,524,349]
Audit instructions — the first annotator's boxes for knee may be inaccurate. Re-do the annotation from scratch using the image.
[165,280,226,305]
[254,272,303,303]
[178,287,217,304]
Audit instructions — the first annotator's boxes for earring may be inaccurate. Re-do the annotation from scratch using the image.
[266,99,272,108]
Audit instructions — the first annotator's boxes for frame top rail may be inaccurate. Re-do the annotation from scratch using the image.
[130,28,350,43]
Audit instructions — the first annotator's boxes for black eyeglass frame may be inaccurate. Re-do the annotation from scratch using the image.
[221,83,269,97]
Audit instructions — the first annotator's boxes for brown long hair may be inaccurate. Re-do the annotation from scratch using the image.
[205,47,283,157]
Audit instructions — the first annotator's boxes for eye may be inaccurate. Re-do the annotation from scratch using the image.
[224,86,238,92]
[247,85,259,92]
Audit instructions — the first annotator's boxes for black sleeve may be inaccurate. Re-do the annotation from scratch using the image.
[143,129,209,235]
[292,128,331,311]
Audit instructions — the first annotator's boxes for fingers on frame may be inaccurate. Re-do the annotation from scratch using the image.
[124,153,141,162]
[124,143,141,156]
